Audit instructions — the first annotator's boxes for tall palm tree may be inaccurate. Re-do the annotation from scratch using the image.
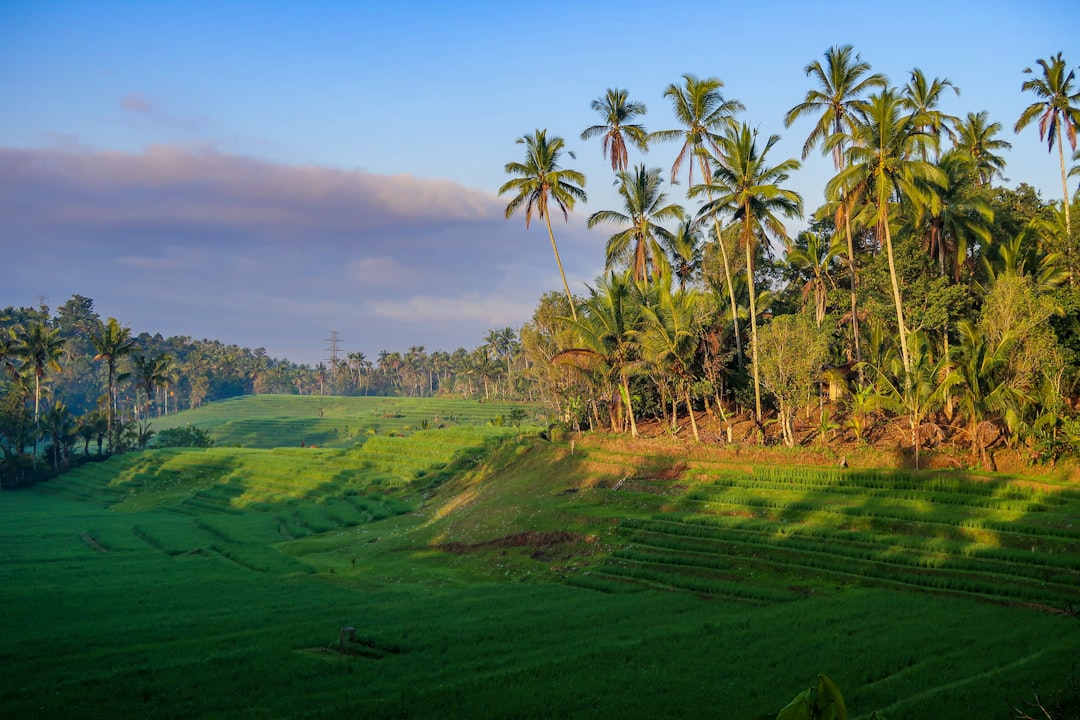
[588,164,684,284]
[1015,52,1080,237]
[500,129,588,319]
[954,111,1011,186]
[784,45,888,169]
[786,45,888,378]
[826,89,943,374]
[651,74,745,362]
[131,352,172,418]
[12,321,64,426]
[580,88,649,172]
[91,317,137,442]
[698,123,803,423]
[901,68,960,160]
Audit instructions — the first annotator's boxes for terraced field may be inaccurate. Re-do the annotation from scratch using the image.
[564,444,1080,612]
[152,394,537,448]
[3,399,1079,719]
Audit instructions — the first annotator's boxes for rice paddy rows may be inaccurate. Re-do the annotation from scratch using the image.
[569,451,1080,609]
[151,395,540,449]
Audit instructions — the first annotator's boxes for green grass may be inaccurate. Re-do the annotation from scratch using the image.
[2,398,1079,719]
[150,394,542,449]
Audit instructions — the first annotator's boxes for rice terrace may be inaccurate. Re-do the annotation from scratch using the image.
[0,395,1077,719]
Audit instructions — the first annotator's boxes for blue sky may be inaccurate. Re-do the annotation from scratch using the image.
[2,0,1077,364]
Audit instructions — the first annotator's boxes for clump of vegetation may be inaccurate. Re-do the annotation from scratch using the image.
[155,424,214,448]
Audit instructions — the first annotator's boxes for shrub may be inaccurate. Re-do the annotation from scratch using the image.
[155,424,214,448]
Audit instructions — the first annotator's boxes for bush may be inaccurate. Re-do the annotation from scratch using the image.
[154,424,214,448]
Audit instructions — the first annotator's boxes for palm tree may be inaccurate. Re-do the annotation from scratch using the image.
[866,330,959,469]
[952,321,1025,470]
[651,74,745,362]
[901,68,960,160]
[588,164,684,284]
[91,317,137,443]
[12,320,63,427]
[954,111,1011,186]
[785,230,844,328]
[638,275,702,441]
[917,149,993,280]
[826,89,944,374]
[580,88,649,172]
[784,45,888,169]
[663,217,705,290]
[42,400,74,470]
[555,271,642,436]
[500,129,588,319]
[698,123,803,423]
[131,352,172,418]
[786,45,887,377]
[1015,52,1080,237]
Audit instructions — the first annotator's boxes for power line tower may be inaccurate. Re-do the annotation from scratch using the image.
[324,330,342,370]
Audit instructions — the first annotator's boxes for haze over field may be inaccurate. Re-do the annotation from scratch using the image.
[2,0,1076,364]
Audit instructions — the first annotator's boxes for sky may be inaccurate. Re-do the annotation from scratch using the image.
[2,0,1077,365]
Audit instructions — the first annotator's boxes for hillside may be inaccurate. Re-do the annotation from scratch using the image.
[2,397,1078,719]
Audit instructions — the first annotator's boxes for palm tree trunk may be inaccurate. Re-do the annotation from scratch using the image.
[882,215,911,373]
[745,217,763,424]
[700,156,743,366]
[620,378,638,438]
[544,213,578,320]
[842,206,863,385]
[1058,124,1072,240]
[683,385,699,442]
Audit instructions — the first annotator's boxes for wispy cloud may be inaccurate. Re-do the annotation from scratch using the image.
[0,144,598,362]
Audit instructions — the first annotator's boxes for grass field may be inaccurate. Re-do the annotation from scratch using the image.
[2,397,1078,719]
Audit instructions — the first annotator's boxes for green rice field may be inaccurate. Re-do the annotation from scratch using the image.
[1,397,1078,719]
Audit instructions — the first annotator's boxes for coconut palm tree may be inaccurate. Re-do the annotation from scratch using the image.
[954,111,1011,186]
[555,271,643,436]
[500,129,587,319]
[663,217,705,290]
[12,320,64,461]
[1015,52,1080,237]
[698,123,803,423]
[651,74,745,362]
[826,89,943,374]
[580,88,649,172]
[785,230,844,328]
[11,320,63,428]
[588,164,684,284]
[785,45,887,375]
[901,68,960,160]
[785,45,888,167]
[866,329,959,470]
[91,317,137,444]
[637,275,702,441]
[916,149,993,281]
[131,352,172,418]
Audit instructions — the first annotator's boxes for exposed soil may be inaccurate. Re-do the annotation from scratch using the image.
[438,530,590,556]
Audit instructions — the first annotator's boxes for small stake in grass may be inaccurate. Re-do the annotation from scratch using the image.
[339,626,356,654]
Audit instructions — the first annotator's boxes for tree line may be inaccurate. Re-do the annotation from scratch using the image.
[0,294,537,487]
[501,47,1080,468]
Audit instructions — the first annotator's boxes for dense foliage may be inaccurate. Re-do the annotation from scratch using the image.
[504,48,1080,470]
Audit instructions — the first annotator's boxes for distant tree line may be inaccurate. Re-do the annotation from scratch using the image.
[0,294,536,487]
